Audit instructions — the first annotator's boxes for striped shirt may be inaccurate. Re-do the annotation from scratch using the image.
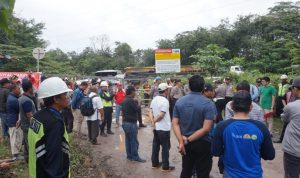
[225,101,264,123]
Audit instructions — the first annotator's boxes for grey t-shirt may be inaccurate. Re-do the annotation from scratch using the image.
[281,99,300,158]
[19,94,37,131]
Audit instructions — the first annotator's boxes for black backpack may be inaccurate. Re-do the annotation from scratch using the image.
[80,95,98,116]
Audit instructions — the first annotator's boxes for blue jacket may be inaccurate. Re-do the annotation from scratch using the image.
[71,88,84,109]
[6,93,19,127]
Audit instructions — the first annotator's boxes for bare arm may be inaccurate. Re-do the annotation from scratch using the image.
[99,108,104,120]
[172,117,185,155]
[271,96,275,111]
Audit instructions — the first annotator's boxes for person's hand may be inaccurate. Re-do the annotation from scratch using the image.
[178,142,186,156]
[16,120,21,129]
[0,162,12,169]
[182,136,188,145]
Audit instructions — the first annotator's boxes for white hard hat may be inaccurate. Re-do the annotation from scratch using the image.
[280,75,288,80]
[100,81,108,87]
[158,83,170,91]
[38,77,72,99]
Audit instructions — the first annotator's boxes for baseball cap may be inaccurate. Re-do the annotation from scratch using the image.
[203,83,214,91]
[116,82,122,86]
[158,83,169,91]
[292,76,300,87]
[0,78,10,86]
[155,76,161,81]
[256,78,262,83]
[225,77,231,81]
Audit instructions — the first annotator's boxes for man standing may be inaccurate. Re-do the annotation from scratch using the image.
[150,77,161,99]
[19,81,36,163]
[100,81,114,136]
[215,80,227,123]
[172,75,216,178]
[260,77,276,135]
[276,74,290,116]
[121,86,146,162]
[170,79,184,119]
[6,84,22,159]
[143,80,151,106]
[281,76,300,178]
[86,86,104,145]
[133,82,146,128]
[28,77,72,178]
[0,78,11,139]
[71,81,88,135]
[212,91,275,178]
[225,81,264,123]
[150,83,175,172]
[224,77,234,104]
[114,82,125,127]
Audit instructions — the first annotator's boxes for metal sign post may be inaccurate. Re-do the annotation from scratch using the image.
[32,48,45,72]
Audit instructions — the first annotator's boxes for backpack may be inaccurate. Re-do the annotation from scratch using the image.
[80,95,97,116]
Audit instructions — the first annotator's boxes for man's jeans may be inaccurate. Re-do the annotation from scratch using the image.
[284,152,300,178]
[0,113,9,137]
[115,104,122,124]
[151,130,170,169]
[180,139,212,178]
[122,122,140,161]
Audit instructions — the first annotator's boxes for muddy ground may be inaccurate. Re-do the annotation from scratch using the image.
[77,108,284,178]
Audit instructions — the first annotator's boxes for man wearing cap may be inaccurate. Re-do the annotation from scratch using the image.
[71,81,88,135]
[150,83,175,172]
[114,82,125,127]
[143,80,151,106]
[28,77,72,178]
[150,77,161,99]
[0,78,11,139]
[281,76,300,178]
[100,81,115,136]
[173,75,216,178]
[18,81,36,162]
[276,75,290,116]
[121,86,146,163]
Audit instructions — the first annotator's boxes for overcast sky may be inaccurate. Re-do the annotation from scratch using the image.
[14,0,295,52]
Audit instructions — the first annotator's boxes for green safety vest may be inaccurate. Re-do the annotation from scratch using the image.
[28,108,70,178]
[101,92,113,107]
[278,83,290,97]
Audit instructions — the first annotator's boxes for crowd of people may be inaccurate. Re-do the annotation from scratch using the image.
[0,73,299,178]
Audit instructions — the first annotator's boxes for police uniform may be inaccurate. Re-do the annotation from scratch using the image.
[28,107,70,178]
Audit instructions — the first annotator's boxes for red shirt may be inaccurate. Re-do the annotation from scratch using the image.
[115,89,126,105]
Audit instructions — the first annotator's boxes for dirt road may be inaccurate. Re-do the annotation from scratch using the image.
[79,110,284,178]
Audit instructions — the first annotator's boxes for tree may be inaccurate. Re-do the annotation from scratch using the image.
[156,39,174,49]
[0,0,15,32]
[192,44,229,78]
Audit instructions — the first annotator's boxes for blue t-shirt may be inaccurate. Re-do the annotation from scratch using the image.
[6,93,19,127]
[212,119,275,178]
[173,92,217,142]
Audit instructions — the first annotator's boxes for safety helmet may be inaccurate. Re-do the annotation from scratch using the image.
[280,75,288,80]
[38,77,72,99]
[100,81,109,87]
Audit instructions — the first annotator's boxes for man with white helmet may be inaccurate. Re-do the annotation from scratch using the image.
[99,81,115,136]
[28,77,72,178]
[276,74,290,116]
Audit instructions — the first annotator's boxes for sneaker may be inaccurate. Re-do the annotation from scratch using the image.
[152,162,162,169]
[133,158,146,163]
[161,166,175,172]
[100,132,107,137]
[107,130,114,135]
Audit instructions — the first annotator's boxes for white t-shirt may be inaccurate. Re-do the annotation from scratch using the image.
[86,92,103,121]
[150,95,171,131]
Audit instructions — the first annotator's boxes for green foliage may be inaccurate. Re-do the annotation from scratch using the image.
[192,44,229,77]
[0,0,15,32]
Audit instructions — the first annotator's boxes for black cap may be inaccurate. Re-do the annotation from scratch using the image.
[256,78,262,83]
[203,83,214,91]
[126,86,136,95]
[225,77,231,81]
[0,78,10,86]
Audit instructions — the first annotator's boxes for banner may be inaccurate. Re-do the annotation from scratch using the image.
[155,49,181,73]
[0,72,41,89]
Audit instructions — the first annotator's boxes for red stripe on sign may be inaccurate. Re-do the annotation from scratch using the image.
[155,49,172,53]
